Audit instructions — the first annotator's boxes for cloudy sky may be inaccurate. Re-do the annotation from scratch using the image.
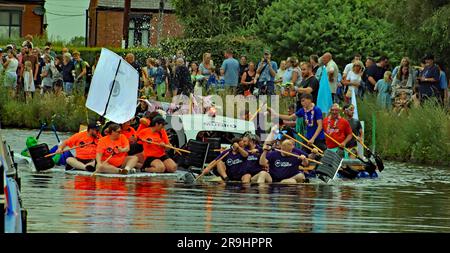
[45,0,90,41]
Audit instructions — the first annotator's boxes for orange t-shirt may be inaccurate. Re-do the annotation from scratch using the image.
[137,128,169,158]
[65,131,100,160]
[136,118,150,135]
[121,126,136,142]
[96,134,129,167]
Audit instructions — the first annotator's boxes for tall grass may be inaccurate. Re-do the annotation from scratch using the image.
[0,87,97,132]
[358,95,450,166]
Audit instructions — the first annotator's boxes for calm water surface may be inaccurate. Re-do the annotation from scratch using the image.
[3,129,450,233]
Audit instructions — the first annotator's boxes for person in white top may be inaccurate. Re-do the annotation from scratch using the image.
[2,49,19,96]
[343,53,362,80]
[342,60,364,103]
[23,60,35,99]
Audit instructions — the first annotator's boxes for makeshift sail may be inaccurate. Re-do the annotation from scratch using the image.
[86,48,139,124]
[317,66,333,116]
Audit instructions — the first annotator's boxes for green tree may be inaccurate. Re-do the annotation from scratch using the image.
[254,0,397,66]
[383,0,450,68]
[171,0,271,38]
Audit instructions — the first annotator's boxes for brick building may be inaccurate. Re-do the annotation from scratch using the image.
[0,0,46,39]
[88,0,183,48]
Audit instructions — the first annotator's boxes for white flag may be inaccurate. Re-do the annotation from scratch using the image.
[351,87,359,120]
[86,48,139,124]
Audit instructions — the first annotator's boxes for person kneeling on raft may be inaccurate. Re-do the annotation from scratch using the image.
[95,123,138,174]
[57,123,101,172]
[215,137,251,183]
[260,139,309,184]
[242,134,271,184]
[137,116,177,173]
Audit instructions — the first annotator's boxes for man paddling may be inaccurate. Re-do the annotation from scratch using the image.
[137,116,177,173]
[270,94,327,153]
[260,139,309,184]
[343,104,363,155]
[242,134,271,184]
[323,104,353,157]
[95,123,138,174]
[215,137,250,183]
[56,123,100,172]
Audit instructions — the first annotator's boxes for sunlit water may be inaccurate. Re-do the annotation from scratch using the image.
[3,129,450,233]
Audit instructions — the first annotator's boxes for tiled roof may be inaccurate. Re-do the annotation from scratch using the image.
[97,0,174,11]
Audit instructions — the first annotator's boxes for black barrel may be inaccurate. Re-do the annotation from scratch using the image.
[28,143,55,171]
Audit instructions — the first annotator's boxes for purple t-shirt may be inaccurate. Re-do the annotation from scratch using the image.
[215,150,247,180]
[266,149,303,182]
[295,106,325,140]
[245,146,262,175]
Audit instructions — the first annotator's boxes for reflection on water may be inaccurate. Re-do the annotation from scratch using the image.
[3,129,450,233]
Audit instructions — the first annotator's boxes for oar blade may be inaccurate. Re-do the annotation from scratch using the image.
[374,153,384,172]
[316,150,342,183]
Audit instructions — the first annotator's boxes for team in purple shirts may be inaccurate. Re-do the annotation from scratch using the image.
[210,134,309,184]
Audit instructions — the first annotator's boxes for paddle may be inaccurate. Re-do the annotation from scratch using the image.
[44,142,94,158]
[273,148,322,164]
[195,149,231,181]
[294,132,325,154]
[91,153,114,177]
[282,133,323,157]
[139,138,191,154]
[249,103,266,121]
[352,133,384,172]
[324,133,377,174]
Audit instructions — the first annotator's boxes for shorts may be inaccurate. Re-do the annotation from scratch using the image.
[65,158,95,171]
[142,155,170,169]
[128,143,144,155]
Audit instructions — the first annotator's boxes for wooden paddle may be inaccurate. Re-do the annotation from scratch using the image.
[195,149,231,181]
[44,142,94,158]
[273,148,322,165]
[324,133,377,173]
[282,134,323,157]
[139,138,191,154]
[352,132,384,172]
[294,132,324,154]
[249,103,266,121]
[324,133,358,157]
[91,153,114,177]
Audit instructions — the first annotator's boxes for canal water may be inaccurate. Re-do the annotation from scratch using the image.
[3,129,450,233]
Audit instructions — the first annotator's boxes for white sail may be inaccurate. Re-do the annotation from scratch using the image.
[86,48,139,124]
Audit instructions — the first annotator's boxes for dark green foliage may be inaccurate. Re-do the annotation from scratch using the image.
[171,0,270,38]
[254,0,397,66]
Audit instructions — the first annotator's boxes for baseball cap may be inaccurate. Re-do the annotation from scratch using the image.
[152,116,168,125]
[87,122,101,130]
[264,49,271,55]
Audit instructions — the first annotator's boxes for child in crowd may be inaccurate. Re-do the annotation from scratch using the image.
[393,90,411,116]
[375,71,392,109]
[140,78,154,98]
[23,61,35,100]
[218,68,226,90]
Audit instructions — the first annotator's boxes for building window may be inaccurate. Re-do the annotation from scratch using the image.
[128,15,151,47]
[0,11,21,38]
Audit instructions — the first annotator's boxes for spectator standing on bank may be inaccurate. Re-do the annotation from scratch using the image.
[366,56,389,93]
[256,50,278,95]
[310,55,320,75]
[220,49,240,94]
[418,54,440,103]
[375,71,393,109]
[239,55,249,79]
[73,51,87,95]
[321,52,340,102]
[62,53,75,95]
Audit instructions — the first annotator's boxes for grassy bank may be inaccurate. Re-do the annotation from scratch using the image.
[0,87,449,166]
